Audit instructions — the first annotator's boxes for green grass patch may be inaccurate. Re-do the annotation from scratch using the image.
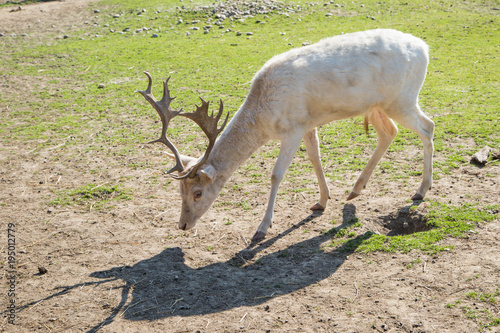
[446,288,500,331]
[328,202,499,255]
[466,290,499,304]
[50,183,132,210]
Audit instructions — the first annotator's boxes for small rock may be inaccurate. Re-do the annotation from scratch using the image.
[0,33,4,37]
[94,9,100,13]
[38,267,48,275]
[98,83,105,89]
[246,32,253,35]
[151,33,159,38]
[112,14,120,18]
[302,42,310,46]
[63,35,69,39]
[471,146,491,165]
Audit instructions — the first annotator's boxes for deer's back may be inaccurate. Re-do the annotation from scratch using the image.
[243,29,429,138]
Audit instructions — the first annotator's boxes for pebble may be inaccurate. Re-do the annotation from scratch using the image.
[98,83,105,89]
[187,0,301,21]
[151,33,159,38]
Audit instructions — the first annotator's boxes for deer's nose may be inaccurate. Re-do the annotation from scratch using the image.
[180,223,187,230]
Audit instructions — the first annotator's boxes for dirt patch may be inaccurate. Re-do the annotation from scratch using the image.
[1,1,499,333]
[378,204,433,236]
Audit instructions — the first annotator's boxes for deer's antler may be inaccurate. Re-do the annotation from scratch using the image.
[179,98,229,178]
[137,72,229,180]
[136,72,185,175]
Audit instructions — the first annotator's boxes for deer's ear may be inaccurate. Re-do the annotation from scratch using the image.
[165,152,196,167]
[199,165,217,184]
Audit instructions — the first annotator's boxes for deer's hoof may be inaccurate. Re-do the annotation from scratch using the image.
[346,192,359,201]
[310,203,325,211]
[251,231,266,242]
[411,193,424,201]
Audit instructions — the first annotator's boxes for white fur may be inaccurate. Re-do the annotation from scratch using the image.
[173,29,434,240]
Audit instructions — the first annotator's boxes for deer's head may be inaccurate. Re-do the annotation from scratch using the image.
[137,72,229,231]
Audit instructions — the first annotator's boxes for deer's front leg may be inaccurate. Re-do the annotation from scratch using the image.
[252,136,303,241]
[303,128,330,210]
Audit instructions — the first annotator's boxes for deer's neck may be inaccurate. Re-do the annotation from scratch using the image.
[208,105,269,187]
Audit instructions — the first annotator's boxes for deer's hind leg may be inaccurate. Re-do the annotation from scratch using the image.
[386,103,434,200]
[347,107,398,200]
[303,128,330,211]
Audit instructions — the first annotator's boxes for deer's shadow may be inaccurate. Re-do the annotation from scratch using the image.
[82,204,366,331]
[10,204,385,332]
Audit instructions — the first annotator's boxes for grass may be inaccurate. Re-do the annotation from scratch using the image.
[326,202,499,255]
[466,290,499,305]
[0,0,498,266]
[50,183,131,210]
[446,288,500,331]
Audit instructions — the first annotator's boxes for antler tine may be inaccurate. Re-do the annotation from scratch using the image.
[177,98,229,178]
[136,72,185,175]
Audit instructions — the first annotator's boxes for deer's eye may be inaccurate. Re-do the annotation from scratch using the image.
[194,190,203,200]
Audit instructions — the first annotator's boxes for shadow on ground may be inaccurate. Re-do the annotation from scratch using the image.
[12,203,431,332]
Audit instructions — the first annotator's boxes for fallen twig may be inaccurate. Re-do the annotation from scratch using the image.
[253,292,277,300]
[133,211,144,223]
[351,282,359,303]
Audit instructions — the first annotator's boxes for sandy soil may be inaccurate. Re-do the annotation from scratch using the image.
[0,1,499,332]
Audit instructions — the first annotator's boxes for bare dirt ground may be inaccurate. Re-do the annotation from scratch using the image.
[1,1,499,332]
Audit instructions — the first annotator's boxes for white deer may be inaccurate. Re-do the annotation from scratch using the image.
[137,29,434,241]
